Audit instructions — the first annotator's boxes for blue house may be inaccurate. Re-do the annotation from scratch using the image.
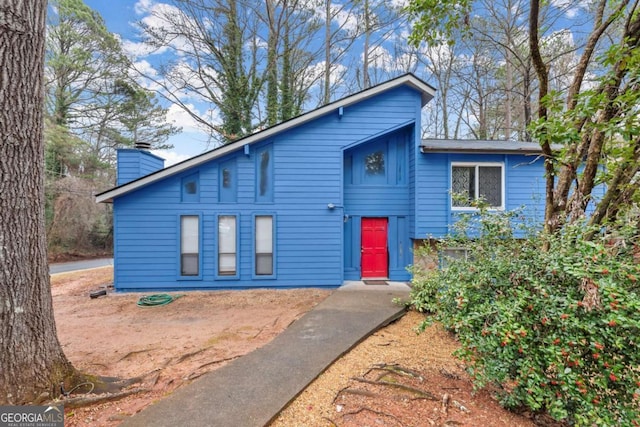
[96,74,547,291]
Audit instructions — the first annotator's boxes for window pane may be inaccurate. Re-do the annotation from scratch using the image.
[479,166,502,207]
[256,254,273,275]
[259,150,270,196]
[222,168,231,189]
[452,166,475,207]
[255,216,273,276]
[440,248,468,270]
[365,151,385,176]
[181,254,199,276]
[219,216,236,253]
[181,216,199,254]
[255,216,273,253]
[219,254,236,275]
[184,181,197,194]
[218,216,236,275]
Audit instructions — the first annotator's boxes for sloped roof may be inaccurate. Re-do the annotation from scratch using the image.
[420,139,549,154]
[96,73,436,203]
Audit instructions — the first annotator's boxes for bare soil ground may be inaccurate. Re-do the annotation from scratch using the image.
[51,268,330,426]
[52,269,543,427]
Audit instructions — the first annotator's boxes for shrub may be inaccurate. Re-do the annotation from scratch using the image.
[411,208,640,425]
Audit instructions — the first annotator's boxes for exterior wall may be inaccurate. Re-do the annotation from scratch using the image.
[112,86,423,291]
[414,152,546,239]
[117,149,165,185]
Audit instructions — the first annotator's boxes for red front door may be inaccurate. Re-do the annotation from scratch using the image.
[361,218,388,278]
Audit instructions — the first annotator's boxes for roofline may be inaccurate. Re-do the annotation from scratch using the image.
[96,73,435,203]
[420,139,558,155]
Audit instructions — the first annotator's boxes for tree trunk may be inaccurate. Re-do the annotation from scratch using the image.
[529,0,556,236]
[323,0,331,104]
[265,0,279,127]
[362,0,371,89]
[0,0,75,404]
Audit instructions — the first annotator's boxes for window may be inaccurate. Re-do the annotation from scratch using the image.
[180,215,200,276]
[255,145,273,202]
[181,173,199,202]
[365,150,385,176]
[361,144,387,184]
[219,159,237,202]
[218,215,237,277]
[440,247,469,269]
[255,215,274,276]
[451,163,503,209]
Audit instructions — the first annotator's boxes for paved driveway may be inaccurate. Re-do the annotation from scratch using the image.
[49,258,113,274]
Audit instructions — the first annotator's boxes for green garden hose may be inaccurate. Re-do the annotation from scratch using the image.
[136,293,184,307]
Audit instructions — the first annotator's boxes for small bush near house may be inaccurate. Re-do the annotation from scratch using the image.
[410,207,640,425]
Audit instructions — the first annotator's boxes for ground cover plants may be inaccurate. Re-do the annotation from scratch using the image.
[410,205,640,425]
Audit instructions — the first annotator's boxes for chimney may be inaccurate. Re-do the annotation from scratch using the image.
[116,145,165,186]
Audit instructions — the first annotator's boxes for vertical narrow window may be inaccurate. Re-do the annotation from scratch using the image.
[219,159,237,202]
[181,173,199,202]
[396,139,406,184]
[255,145,273,202]
[218,215,237,276]
[255,215,273,276]
[180,215,199,276]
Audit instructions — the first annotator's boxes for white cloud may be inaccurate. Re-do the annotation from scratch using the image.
[122,39,167,57]
[134,0,154,15]
[151,149,191,166]
[550,0,589,18]
[166,103,207,134]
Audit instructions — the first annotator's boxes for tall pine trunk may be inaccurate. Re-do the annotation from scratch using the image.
[0,0,75,404]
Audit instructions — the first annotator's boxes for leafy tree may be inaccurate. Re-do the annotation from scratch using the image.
[113,79,179,151]
[138,0,320,142]
[408,0,640,233]
[0,0,77,403]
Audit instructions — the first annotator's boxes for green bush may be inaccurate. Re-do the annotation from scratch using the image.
[411,208,640,425]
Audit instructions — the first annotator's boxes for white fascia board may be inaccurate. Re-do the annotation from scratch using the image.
[96,74,435,203]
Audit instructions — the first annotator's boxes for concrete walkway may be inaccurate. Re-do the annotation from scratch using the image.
[121,282,410,427]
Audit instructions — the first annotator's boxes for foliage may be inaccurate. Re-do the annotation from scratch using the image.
[411,207,640,425]
[406,0,472,46]
[407,0,640,233]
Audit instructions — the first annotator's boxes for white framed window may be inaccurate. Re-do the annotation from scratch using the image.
[180,215,200,277]
[218,215,237,277]
[451,163,504,209]
[254,215,274,276]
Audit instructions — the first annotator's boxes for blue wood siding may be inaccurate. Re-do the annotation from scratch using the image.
[113,86,423,291]
[116,149,164,185]
[414,153,546,239]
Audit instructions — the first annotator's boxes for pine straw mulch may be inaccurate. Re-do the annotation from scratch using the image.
[270,311,544,427]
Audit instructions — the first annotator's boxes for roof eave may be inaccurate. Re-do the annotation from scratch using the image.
[420,147,545,155]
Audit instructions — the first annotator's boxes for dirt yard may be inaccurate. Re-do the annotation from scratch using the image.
[52,268,547,426]
[51,267,330,426]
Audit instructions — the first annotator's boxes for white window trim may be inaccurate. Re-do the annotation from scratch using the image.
[450,162,505,211]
